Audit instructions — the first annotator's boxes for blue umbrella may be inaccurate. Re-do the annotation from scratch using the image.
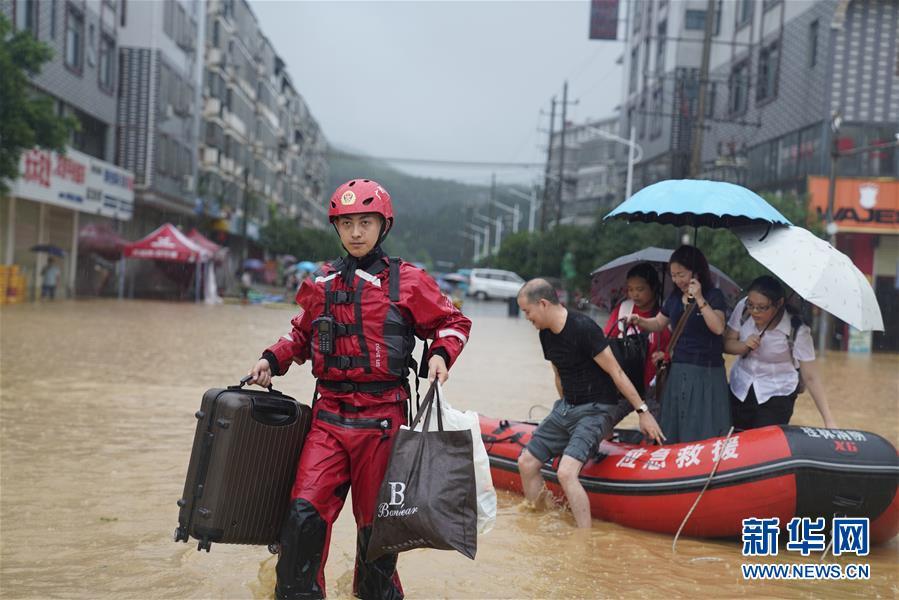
[294,261,317,272]
[243,258,264,270]
[604,180,792,229]
[30,244,66,257]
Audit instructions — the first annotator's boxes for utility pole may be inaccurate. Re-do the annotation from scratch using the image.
[540,96,557,232]
[555,80,569,227]
[689,0,717,178]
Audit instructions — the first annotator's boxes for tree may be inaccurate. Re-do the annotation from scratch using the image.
[0,14,74,195]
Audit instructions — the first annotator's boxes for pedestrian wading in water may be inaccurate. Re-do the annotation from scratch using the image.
[249,179,472,600]
[516,278,664,528]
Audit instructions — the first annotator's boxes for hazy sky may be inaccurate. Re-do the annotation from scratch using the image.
[251,0,624,186]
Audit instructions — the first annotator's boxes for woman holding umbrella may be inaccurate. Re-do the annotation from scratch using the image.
[629,245,731,443]
[723,276,836,430]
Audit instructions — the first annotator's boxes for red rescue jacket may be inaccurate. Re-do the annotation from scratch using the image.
[265,257,471,394]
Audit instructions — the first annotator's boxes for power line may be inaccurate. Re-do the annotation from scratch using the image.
[326,149,543,169]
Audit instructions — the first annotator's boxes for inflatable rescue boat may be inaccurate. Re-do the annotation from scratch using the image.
[480,417,899,543]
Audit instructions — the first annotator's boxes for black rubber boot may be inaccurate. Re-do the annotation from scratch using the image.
[275,499,328,600]
[354,526,403,600]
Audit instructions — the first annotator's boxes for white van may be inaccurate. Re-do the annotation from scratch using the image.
[467,268,525,300]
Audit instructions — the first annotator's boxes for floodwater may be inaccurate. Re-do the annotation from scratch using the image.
[1,299,897,599]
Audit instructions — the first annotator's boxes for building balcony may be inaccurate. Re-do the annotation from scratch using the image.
[206,48,223,66]
[202,147,220,167]
[203,97,222,118]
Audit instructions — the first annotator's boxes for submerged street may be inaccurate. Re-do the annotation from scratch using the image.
[1,299,897,598]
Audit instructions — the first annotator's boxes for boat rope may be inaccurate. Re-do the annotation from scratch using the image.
[672,426,736,554]
[820,512,843,560]
[528,404,551,421]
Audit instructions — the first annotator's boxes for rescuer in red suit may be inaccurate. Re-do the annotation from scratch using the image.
[249,179,472,600]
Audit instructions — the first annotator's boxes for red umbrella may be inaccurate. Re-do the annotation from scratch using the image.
[78,223,129,260]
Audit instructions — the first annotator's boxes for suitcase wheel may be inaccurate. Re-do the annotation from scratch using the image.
[267,543,280,555]
[215,417,230,429]
[197,537,211,552]
[176,498,186,508]
[195,410,205,420]
[173,526,189,543]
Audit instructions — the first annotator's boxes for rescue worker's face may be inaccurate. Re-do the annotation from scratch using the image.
[518,296,548,329]
[336,213,383,258]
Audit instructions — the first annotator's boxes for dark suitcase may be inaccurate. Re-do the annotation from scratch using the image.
[174,377,311,552]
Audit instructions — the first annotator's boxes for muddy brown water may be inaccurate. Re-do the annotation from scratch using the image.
[1,299,897,599]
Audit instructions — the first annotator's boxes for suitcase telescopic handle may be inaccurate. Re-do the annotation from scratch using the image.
[251,397,298,426]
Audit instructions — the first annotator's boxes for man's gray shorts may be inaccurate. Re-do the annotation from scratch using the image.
[524,399,616,464]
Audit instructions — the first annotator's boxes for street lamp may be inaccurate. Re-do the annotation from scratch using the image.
[467,222,489,262]
[504,187,539,233]
[495,200,520,234]
[471,214,493,256]
[818,111,842,353]
[582,124,643,200]
[460,230,481,263]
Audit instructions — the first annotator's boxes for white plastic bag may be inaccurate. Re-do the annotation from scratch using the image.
[410,381,497,534]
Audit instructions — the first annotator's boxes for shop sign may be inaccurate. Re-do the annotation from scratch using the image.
[12,147,135,221]
[808,177,899,234]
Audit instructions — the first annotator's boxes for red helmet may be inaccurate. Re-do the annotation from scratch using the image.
[328,179,394,234]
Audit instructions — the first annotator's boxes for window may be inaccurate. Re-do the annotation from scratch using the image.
[763,0,781,11]
[650,85,663,138]
[809,20,819,67]
[633,0,642,33]
[50,0,57,38]
[638,94,647,139]
[65,4,85,73]
[704,82,717,118]
[756,41,779,103]
[736,0,753,28]
[15,0,39,35]
[98,34,114,92]
[629,47,638,92]
[120,0,126,27]
[87,23,96,67]
[728,60,750,115]
[685,10,705,30]
[656,21,666,73]
[163,0,174,38]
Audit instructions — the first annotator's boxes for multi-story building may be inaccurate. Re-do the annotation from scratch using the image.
[2,1,135,299]
[698,0,898,352]
[619,0,720,189]
[545,117,624,226]
[116,0,202,232]
[200,0,328,250]
[617,0,898,351]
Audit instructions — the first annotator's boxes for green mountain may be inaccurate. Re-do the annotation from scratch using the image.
[327,150,490,269]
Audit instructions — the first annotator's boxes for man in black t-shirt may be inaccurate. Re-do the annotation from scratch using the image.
[516,278,665,528]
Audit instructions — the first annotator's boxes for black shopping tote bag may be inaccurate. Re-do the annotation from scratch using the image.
[367,382,478,561]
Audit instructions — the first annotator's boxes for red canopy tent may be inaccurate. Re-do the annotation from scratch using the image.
[120,224,212,300]
[78,223,130,260]
[124,223,211,263]
[187,228,226,262]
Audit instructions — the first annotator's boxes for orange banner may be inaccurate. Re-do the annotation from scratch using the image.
[807,176,899,234]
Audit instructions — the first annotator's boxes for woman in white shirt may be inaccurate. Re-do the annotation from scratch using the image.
[724,276,836,431]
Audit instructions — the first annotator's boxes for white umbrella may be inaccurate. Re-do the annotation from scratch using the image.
[736,225,884,331]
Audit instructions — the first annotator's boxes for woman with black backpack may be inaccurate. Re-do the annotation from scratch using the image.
[723,275,837,431]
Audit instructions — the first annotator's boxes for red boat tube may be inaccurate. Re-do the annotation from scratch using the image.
[480,416,899,544]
